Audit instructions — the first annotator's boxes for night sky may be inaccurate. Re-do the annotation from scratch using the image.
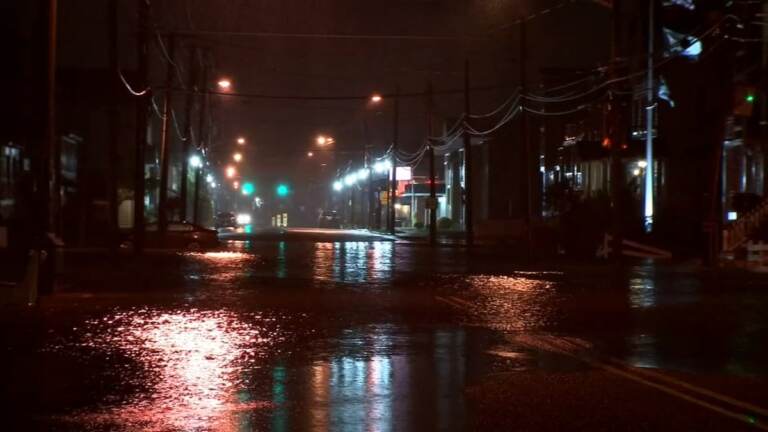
[53,0,609,193]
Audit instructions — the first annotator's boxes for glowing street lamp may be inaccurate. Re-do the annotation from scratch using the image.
[217,79,232,90]
[189,155,202,168]
[316,135,334,146]
[370,93,383,103]
[233,152,243,163]
[225,165,237,178]
[307,151,314,158]
[206,174,214,183]
[236,137,246,145]
[333,181,343,191]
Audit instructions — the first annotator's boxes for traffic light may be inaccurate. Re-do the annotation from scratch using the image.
[241,182,255,196]
[734,86,757,117]
[276,183,290,197]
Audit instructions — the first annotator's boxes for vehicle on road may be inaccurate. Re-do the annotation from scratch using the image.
[318,210,341,229]
[215,212,237,229]
[121,222,219,250]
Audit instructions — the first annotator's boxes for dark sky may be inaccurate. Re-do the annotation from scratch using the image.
[57,0,609,193]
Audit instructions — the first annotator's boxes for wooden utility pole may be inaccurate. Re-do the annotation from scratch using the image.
[609,0,625,262]
[389,86,399,235]
[49,0,60,236]
[180,46,197,221]
[108,0,119,250]
[133,0,150,253]
[193,53,208,225]
[463,60,474,246]
[427,82,437,245]
[520,17,532,256]
[158,34,175,234]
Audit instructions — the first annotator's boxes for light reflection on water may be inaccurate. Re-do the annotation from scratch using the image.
[182,251,259,284]
[303,326,465,432]
[628,276,657,309]
[461,275,557,331]
[313,242,393,283]
[69,308,278,431]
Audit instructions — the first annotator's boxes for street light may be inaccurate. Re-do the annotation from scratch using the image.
[333,181,343,191]
[206,174,214,183]
[237,137,246,145]
[316,135,334,146]
[226,165,236,178]
[217,79,232,90]
[233,152,243,163]
[307,151,314,158]
[370,93,383,103]
[189,155,203,168]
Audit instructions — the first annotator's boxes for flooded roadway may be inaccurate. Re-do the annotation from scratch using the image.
[1,240,767,430]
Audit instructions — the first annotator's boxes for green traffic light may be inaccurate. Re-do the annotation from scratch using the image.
[241,182,255,196]
[276,184,290,197]
[746,94,755,103]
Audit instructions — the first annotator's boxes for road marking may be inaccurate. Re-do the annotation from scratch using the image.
[526,335,768,431]
[553,337,768,419]
[436,294,768,429]
[447,295,475,309]
[435,296,468,309]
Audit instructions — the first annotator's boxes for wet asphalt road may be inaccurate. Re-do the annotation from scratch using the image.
[1,236,768,431]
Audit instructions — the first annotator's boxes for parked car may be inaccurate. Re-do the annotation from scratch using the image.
[121,222,219,250]
[215,212,237,229]
[318,210,341,229]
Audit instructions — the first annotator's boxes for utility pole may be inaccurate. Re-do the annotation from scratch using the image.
[180,46,197,221]
[427,82,437,245]
[609,0,625,262]
[520,17,532,256]
[389,86,399,235]
[643,0,655,233]
[133,0,150,253]
[48,0,60,238]
[463,60,474,246]
[193,166,201,224]
[108,0,119,251]
[193,51,208,225]
[363,119,374,229]
[158,33,175,234]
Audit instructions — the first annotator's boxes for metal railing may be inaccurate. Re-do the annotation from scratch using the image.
[722,198,768,252]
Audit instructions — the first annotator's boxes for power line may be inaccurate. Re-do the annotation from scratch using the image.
[158,29,490,42]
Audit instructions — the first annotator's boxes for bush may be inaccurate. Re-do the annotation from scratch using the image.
[414,221,425,229]
[437,217,453,230]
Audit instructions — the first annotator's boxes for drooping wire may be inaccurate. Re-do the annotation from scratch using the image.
[119,70,149,96]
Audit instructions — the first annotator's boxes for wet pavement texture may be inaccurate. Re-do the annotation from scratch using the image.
[1,240,768,431]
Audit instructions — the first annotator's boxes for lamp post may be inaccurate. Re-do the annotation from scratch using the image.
[190,155,203,224]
